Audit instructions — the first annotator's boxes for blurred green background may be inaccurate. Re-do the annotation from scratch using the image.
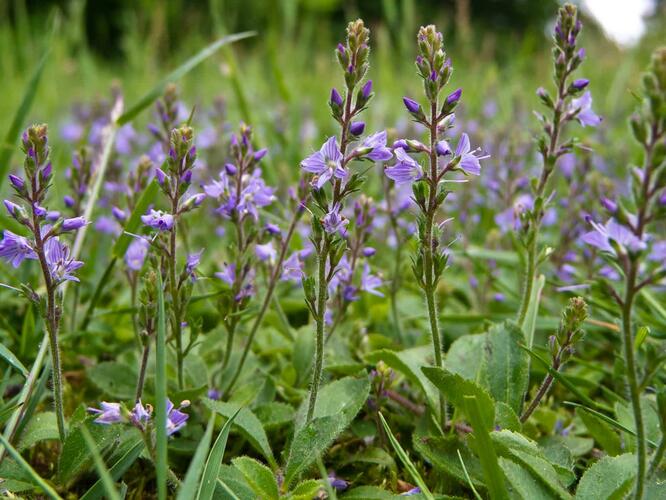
[0,0,664,172]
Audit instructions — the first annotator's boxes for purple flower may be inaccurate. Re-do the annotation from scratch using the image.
[649,241,666,262]
[322,203,349,234]
[401,487,421,496]
[582,219,647,255]
[403,97,421,114]
[265,223,280,235]
[186,250,203,278]
[203,172,230,198]
[129,401,152,428]
[362,247,376,257]
[88,402,122,424]
[281,252,303,283]
[0,230,37,268]
[255,242,277,263]
[141,209,174,231]
[112,206,127,222]
[330,88,343,107]
[61,122,84,143]
[95,216,121,235]
[328,473,349,491]
[600,197,617,213]
[207,388,221,400]
[569,91,601,127]
[385,148,423,185]
[125,237,150,271]
[232,171,275,221]
[216,263,236,286]
[166,399,189,435]
[301,136,346,189]
[359,131,393,162]
[455,133,487,176]
[436,140,452,156]
[62,217,88,232]
[44,238,84,283]
[361,263,383,297]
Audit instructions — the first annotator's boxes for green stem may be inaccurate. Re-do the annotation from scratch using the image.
[649,435,666,477]
[306,239,329,424]
[622,262,646,499]
[135,342,150,403]
[517,239,537,328]
[169,198,184,390]
[46,292,66,443]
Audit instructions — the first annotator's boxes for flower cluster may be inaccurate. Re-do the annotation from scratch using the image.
[88,398,189,436]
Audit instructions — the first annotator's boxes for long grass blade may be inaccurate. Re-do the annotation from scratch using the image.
[0,433,62,499]
[197,408,242,500]
[80,440,145,500]
[117,31,255,125]
[177,415,216,500]
[0,342,28,377]
[156,271,168,500]
[457,449,484,500]
[80,426,122,500]
[378,412,434,500]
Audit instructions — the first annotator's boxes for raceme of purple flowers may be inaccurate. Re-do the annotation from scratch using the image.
[88,398,189,436]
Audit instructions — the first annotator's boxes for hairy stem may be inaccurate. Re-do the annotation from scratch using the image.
[649,435,666,478]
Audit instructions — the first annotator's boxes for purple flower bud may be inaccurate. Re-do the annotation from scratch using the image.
[8,175,24,190]
[430,70,438,81]
[168,148,177,160]
[4,200,19,216]
[155,167,167,184]
[572,78,589,90]
[600,197,617,213]
[265,223,280,235]
[349,122,365,136]
[63,195,75,208]
[330,88,343,107]
[659,190,666,206]
[362,80,373,98]
[446,88,463,105]
[33,204,47,217]
[46,211,60,221]
[392,139,409,150]
[42,162,52,178]
[148,123,161,137]
[185,193,206,208]
[188,146,197,159]
[207,388,221,400]
[62,217,87,231]
[537,87,547,98]
[337,43,345,55]
[436,140,452,156]
[112,206,127,221]
[362,247,376,257]
[181,170,192,183]
[403,97,421,114]
[254,148,268,161]
[224,163,237,175]
[347,64,354,74]
[577,48,586,60]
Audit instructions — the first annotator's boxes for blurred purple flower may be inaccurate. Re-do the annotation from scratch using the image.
[0,230,37,268]
[125,237,150,271]
[88,402,122,424]
[141,209,174,231]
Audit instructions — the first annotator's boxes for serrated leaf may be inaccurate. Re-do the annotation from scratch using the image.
[215,464,255,499]
[575,453,636,499]
[232,456,279,500]
[366,347,438,412]
[285,377,370,487]
[578,408,622,456]
[422,366,495,431]
[480,321,529,415]
[500,457,556,499]
[445,333,486,381]
[287,479,323,499]
[203,399,275,467]
[495,402,522,432]
[254,402,294,430]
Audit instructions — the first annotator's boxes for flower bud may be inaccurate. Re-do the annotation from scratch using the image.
[403,97,421,114]
[330,88,343,107]
[8,174,24,191]
[571,78,589,90]
[254,148,268,161]
[155,167,167,185]
[63,195,75,208]
[350,121,365,136]
[224,163,237,175]
[600,197,617,213]
[62,216,87,231]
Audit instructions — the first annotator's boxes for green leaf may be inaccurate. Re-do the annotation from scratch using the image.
[412,434,485,491]
[464,396,508,500]
[458,450,484,500]
[422,366,495,431]
[0,342,28,378]
[177,415,216,500]
[379,413,434,500]
[17,412,60,451]
[215,464,255,499]
[117,32,255,125]
[499,457,555,499]
[203,399,275,467]
[254,402,294,430]
[197,407,241,500]
[578,409,622,456]
[80,439,144,500]
[523,275,545,348]
[86,362,137,399]
[285,377,370,487]
[80,426,122,500]
[341,486,398,499]
[445,333,486,381]
[480,321,529,414]
[366,347,438,411]
[232,456,279,500]
[287,479,323,499]
[295,376,371,432]
[495,402,522,432]
[0,433,62,499]
[155,271,168,500]
[112,180,160,258]
[575,453,636,499]
[491,430,571,499]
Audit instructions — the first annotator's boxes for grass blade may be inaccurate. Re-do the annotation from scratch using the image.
[0,342,28,377]
[80,426,122,500]
[378,412,434,500]
[177,415,216,500]
[80,439,145,500]
[117,32,255,125]
[463,396,508,500]
[197,407,242,500]
[0,432,62,499]
[457,449,484,500]
[523,274,545,349]
[156,271,168,500]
